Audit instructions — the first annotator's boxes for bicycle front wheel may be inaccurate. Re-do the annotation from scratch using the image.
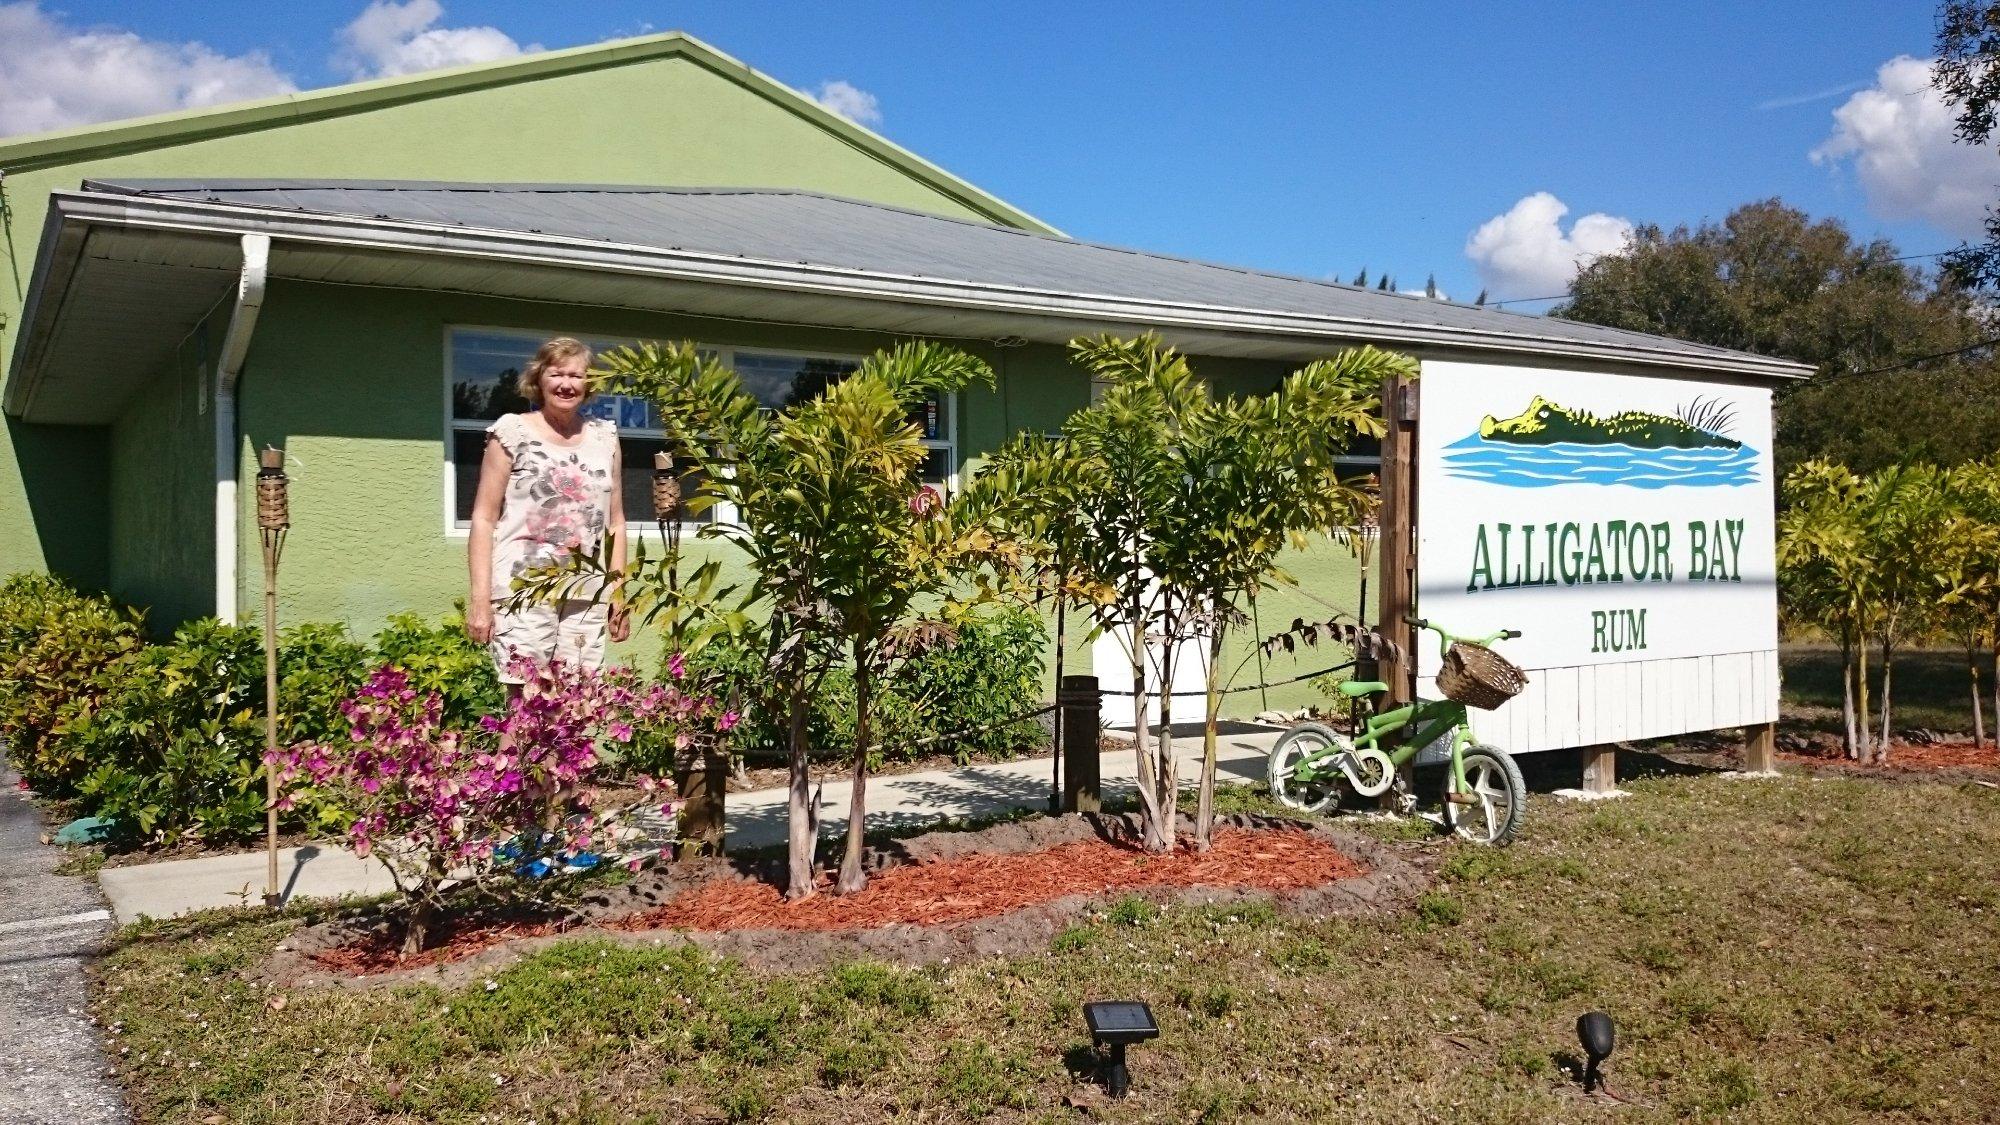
[1266,722,1349,814]
[1443,744,1525,845]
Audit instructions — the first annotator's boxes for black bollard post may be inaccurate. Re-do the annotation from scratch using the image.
[1059,675,1101,813]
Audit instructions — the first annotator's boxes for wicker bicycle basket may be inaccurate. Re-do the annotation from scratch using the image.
[1437,642,1528,710]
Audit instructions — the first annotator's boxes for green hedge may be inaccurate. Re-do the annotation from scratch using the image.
[0,576,500,847]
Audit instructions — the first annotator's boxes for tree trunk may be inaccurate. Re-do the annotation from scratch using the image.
[1051,597,1067,800]
[838,650,874,895]
[1127,600,1167,852]
[1968,634,1986,750]
[1840,623,1858,759]
[1855,622,1874,761]
[1152,604,1179,854]
[1877,622,1895,764]
[401,860,445,956]
[784,681,816,901]
[1194,620,1227,851]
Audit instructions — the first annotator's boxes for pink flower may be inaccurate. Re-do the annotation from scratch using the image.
[718,710,741,732]
[667,652,686,679]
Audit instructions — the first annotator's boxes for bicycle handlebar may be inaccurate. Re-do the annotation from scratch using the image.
[1400,615,1521,649]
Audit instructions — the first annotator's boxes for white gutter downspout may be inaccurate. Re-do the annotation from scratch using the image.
[214,233,270,624]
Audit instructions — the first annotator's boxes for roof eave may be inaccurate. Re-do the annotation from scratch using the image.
[7,190,1813,418]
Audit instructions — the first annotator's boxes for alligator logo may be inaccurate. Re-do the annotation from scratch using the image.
[1445,395,1757,489]
[1478,396,1741,451]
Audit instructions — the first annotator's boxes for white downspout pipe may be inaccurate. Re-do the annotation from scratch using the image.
[214,233,270,624]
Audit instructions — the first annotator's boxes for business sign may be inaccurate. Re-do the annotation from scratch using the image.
[1415,360,1777,677]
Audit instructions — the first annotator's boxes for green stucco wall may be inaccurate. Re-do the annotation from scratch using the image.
[232,281,1370,717]
[108,315,218,629]
[0,43,1034,584]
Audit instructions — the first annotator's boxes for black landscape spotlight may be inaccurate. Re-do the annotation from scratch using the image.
[1084,1000,1159,1098]
[1577,1010,1616,1093]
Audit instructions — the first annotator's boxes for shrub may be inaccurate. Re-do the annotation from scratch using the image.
[372,610,504,729]
[64,619,266,845]
[0,574,145,792]
[278,622,373,745]
[271,656,698,952]
[692,606,1047,765]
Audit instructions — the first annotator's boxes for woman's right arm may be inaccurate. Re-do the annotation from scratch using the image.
[466,431,512,644]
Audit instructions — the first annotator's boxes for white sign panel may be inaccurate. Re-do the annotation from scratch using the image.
[1415,360,1777,681]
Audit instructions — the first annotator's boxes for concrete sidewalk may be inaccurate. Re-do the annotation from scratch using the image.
[1,764,125,1125]
[96,727,1282,924]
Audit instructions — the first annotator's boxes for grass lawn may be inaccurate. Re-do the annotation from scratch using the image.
[96,768,2000,1123]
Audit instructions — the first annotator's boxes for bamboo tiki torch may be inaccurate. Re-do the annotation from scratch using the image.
[256,446,290,909]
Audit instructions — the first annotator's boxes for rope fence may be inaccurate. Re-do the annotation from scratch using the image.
[850,659,1358,757]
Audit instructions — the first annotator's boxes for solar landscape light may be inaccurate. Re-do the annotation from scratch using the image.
[1083,1000,1159,1098]
[1576,1010,1616,1093]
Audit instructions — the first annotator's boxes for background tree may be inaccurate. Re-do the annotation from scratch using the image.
[1557,199,2000,473]
[1935,1,2000,288]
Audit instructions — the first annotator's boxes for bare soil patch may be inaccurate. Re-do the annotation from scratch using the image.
[260,812,1419,988]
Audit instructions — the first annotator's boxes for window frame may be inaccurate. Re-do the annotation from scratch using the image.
[440,325,960,539]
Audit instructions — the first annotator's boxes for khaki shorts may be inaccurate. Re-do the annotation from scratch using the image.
[489,599,608,684]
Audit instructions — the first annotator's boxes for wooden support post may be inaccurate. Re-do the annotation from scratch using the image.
[676,751,728,860]
[1376,372,1419,706]
[1580,744,1617,795]
[1743,722,1777,773]
[1059,675,1102,813]
[1375,372,1419,806]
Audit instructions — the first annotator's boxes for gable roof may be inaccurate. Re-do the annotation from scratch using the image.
[0,31,1056,235]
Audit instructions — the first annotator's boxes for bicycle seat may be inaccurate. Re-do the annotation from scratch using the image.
[1337,679,1388,698]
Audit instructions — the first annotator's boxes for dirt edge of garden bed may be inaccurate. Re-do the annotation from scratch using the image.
[253,812,1425,990]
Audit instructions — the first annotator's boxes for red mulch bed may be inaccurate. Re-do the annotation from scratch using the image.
[309,826,1365,976]
[614,826,1364,933]
[1783,739,2000,772]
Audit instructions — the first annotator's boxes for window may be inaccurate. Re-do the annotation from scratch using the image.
[445,328,956,533]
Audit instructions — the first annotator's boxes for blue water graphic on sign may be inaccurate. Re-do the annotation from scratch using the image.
[1443,434,1759,489]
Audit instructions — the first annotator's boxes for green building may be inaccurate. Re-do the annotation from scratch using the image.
[0,31,1805,717]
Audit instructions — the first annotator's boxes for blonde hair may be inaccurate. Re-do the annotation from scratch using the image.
[517,337,594,406]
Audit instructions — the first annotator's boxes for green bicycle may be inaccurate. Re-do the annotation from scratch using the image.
[1266,616,1529,845]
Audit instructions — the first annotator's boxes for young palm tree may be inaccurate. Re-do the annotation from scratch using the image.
[992,335,1404,852]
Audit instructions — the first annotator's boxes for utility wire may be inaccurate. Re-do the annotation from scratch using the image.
[1820,334,2000,383]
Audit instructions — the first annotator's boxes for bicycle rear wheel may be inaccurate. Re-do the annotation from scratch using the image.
[1266,722,1349,814]
[1442,744,1525,845]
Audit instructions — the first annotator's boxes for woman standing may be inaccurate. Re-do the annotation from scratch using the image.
[466,336,630,686]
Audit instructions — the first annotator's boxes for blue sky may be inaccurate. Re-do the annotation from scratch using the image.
[1,1,1978,306]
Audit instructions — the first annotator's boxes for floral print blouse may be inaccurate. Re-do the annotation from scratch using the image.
[485,413,617,599]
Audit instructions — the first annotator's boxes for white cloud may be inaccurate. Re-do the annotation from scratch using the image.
[810,79,882,126]
[1464,192,1633,300]
[1811,55,1999,239]
[336,0,533,80]
[0,2,295,137]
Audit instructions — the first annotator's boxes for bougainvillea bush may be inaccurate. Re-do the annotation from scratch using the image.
[270,656,731,953]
